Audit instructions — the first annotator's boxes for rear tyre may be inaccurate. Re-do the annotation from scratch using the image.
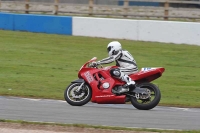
[130,82,161,110]
[64,82,92,106]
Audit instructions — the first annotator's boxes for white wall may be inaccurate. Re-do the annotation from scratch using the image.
[138,20,200,45]
[73,17,138,40]
[73,17,200,46]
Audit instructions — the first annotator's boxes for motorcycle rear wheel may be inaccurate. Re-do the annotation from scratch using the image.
[130,82,161,110]
[64,82,92,106]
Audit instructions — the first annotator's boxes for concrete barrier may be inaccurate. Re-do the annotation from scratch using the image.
[138,20,200,45]
[0,13,14,30]
[0,13,72,35]
[73,17,138,40]
[73,17,200,46]
[0,13,200,45]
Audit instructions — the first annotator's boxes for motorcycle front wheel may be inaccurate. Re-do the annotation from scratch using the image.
[130,82,161,110]
[64,82,92,106]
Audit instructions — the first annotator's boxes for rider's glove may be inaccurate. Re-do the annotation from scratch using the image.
[91,61,100,67]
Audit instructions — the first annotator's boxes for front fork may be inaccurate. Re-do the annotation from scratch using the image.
[71,78,85,92]
[76,82,85,92]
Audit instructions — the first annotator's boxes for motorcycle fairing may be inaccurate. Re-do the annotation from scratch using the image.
[77,57,164,104]
[80,68,126,104]
[130,67,165,83]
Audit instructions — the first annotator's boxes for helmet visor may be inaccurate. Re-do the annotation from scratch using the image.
[107,46,111,52]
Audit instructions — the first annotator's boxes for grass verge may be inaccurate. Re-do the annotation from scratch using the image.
[0,119,200,133]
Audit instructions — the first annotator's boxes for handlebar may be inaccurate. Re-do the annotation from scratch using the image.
[88,63,103,68]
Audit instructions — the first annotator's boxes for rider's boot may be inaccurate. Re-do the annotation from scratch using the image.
[118,75,136,93]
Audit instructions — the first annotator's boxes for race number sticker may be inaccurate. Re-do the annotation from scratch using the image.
[84,71,93,83]
[142,68,152,71]
[142,67,156,72]
[141,68,155,71]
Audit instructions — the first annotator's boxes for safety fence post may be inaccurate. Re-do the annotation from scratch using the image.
[89,0,94,16]
[25,0,29,14]
[54,0,59,15]
[0,0,1,10]
[123,0,129,18]
[164,0,169,20]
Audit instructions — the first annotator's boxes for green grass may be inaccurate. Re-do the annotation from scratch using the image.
[1,119,200,133]
[0,30,200,107]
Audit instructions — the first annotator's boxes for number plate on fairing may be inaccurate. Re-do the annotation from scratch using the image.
[84,71,94,83]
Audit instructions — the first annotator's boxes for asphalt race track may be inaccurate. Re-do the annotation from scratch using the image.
[0,96,200,130]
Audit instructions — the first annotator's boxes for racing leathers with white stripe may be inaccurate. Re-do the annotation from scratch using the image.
[98,49,138,75]
[97,50,138,92]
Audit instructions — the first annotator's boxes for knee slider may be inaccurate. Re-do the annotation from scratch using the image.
[110,68,121,78]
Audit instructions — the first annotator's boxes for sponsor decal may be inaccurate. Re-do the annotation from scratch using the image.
[141,67,156,71]
[142,67,152,71]
[84,71,93,83]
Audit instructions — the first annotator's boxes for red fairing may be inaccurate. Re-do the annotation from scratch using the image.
[80,67,126,104]
[130,67,165,83]
[78,57,164,104]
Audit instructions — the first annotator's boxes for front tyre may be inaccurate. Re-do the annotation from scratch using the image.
[130,82,161,110]
[64,82,92,106]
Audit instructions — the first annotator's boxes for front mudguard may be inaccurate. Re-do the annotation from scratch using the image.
[70,78,91,93]
[71,78,85,83]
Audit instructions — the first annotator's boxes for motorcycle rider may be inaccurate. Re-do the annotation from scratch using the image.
[92,41,138,93]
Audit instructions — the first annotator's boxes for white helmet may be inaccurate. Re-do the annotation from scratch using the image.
[107,41,122,57]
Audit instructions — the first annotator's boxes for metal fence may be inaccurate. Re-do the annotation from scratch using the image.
[0,0,200,21]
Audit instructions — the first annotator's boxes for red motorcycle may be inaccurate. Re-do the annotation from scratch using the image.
[64,57,165,110]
